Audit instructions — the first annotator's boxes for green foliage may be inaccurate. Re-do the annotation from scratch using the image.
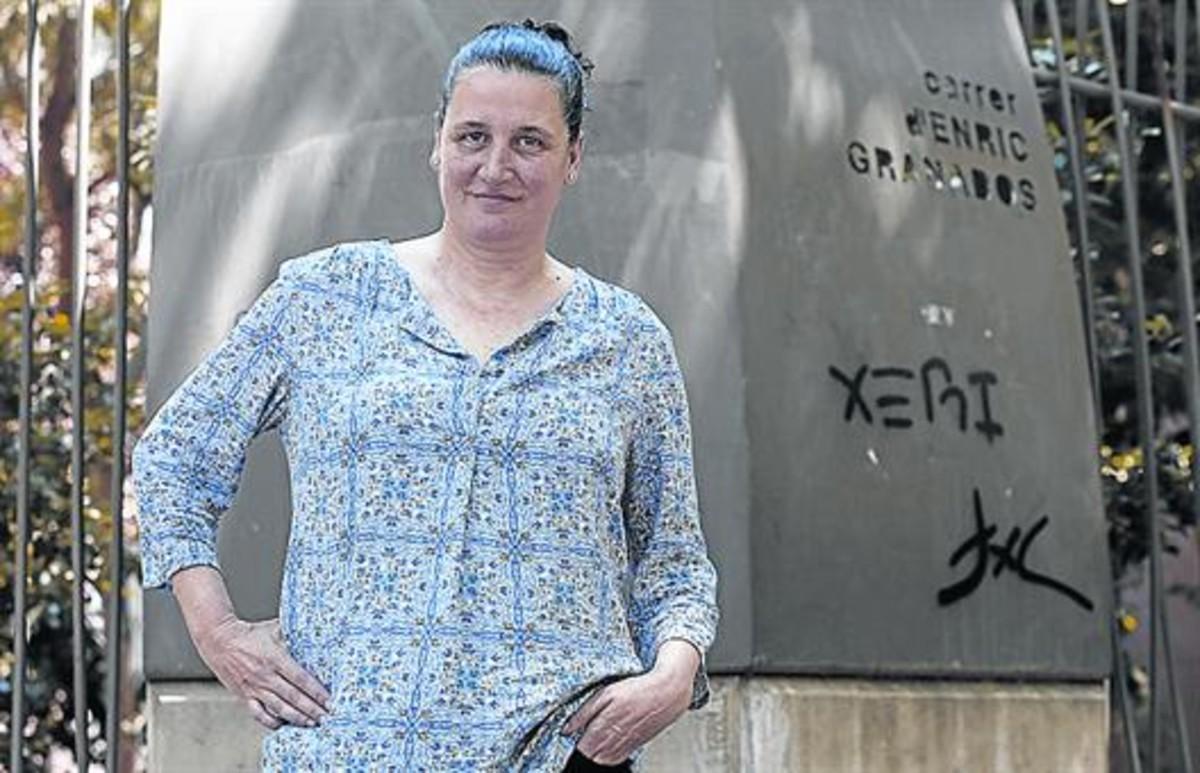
[1,1,159,769]
[0,276,149,768]
[1028,1,1200,768]
[1029,4,1200,574]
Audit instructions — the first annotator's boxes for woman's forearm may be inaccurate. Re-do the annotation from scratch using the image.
[169,564,331,728]
[170,565,239,649]
[651,638,701,682]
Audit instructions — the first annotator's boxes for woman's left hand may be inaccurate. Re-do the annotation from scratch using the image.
[562,640,699,765]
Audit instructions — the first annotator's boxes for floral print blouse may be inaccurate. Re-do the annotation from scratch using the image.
[133,239,719,771]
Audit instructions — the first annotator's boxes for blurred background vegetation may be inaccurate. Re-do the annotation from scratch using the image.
[1,2,158,770]
[1017,3,1200,768]
[0,1,1197,771]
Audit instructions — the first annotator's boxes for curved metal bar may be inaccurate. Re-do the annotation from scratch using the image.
[1076,0,1090,54]
[1127,0,1140,91]
[70,0,95,767]
[1160,602,1195,772]
[1045,3,1143,770]
[1112,609,1145,773]
[1030,67,1200,121]
[1147,1,1196,770]
[12,3,41,772]
[1175,0,1187,102]
[104,0,132,769]
[1096,0,1164,768]
[1046,0,1103,432]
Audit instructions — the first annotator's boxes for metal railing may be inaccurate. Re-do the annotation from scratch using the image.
[4,0,1196,770]
[9,1,134,770]
[11,0,39,769]
[1023,0,1197,770]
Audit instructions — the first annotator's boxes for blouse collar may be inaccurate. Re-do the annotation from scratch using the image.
[369,238,589,359]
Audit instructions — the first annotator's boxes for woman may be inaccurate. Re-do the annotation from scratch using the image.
[134,19,718,772]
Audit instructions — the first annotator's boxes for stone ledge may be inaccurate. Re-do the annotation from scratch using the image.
[149,677,1108,772]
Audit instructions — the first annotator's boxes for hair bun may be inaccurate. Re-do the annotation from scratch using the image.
[442,19,595,142]
[520,18,594,78]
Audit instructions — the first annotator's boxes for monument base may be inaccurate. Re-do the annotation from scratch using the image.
[148,676,1108,771]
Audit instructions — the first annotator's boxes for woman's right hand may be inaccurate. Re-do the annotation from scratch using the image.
[195,616,331,730]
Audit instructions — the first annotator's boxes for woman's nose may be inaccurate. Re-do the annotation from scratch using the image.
[479,143,514,183]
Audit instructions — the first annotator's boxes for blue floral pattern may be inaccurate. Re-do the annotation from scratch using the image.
[133,239,719,771]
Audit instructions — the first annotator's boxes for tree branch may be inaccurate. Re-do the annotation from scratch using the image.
[39,15,77,310]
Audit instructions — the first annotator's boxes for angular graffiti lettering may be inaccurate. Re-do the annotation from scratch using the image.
[871,367,916,428]
[829,357,1004,442]
[829,364,873,423]
[921,357,967,430]
[968,370,1003,444]
[937,488,1095,611]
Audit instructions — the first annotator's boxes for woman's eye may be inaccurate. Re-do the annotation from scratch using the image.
[458,131,487,147]
[516,135,545,150]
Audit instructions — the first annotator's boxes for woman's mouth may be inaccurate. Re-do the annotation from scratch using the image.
[471,191,520,202]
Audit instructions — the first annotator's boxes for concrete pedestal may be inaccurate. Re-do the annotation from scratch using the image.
[148,677,1108,771]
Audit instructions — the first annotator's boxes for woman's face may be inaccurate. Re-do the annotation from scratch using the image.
[435,66,582,249]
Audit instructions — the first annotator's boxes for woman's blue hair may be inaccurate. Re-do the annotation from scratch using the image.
[438,20,594,143]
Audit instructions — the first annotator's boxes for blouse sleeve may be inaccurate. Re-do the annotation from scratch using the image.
[622,307,720,710]
[132,268,299,589]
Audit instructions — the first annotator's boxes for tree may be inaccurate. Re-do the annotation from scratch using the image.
[1,2,159,769]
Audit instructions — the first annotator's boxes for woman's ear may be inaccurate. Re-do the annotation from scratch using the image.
[429,125,442,170]
[565,135,584,184]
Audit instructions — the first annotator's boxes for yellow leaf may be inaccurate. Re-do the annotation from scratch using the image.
[47,312,71,336]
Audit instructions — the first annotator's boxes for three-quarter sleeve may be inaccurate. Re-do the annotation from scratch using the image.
[622,306,720,710]
[132,269,298,589]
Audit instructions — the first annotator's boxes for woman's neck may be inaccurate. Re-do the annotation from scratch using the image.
[430,227,560,313]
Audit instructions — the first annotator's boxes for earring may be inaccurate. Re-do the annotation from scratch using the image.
[566,170,578,185]
[429,155,440,170]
